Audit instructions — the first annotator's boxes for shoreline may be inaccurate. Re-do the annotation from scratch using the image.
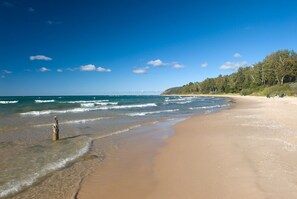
[77,95,297,199]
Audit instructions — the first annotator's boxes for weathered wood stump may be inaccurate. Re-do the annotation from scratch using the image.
[52,116,59,141]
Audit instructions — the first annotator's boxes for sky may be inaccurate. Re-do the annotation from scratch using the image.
[0,0,297,96]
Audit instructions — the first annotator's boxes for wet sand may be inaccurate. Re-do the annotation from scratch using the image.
[78,96,297,199]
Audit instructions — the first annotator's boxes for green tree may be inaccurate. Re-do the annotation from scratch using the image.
[265,50,297,85]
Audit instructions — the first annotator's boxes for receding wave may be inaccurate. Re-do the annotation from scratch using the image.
[127,109,179,116]
[0,100,18,104]
[20,103,158,116]
[0,136,91,198]
[93,124,142,140]
[35,100,55,103]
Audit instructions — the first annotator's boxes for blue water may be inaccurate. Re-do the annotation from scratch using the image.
[0,95,230,198]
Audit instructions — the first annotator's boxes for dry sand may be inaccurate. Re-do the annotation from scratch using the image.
[78,96,297,199]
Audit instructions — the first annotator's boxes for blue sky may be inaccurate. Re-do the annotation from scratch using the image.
[0,0,297,95]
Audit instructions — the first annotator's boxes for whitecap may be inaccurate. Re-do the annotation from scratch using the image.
[35,100,55,103]
[0,100,19,104]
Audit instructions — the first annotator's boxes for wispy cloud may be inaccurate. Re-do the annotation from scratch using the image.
[220,61,248,70]
[47,20,62,25]
[2,70,12,74]
[132,67,148,74]
[2,1,14,7]
[234,53,242,58]
[147,59,166,67]
[201,62,208,68]
[66,67,77,71]
[171,62,184,69]
[57,69,63,72]
[39,67,50,72]
[1,69,12,78]
[80,64,111,72]
[30,55,52,61]
[28,7,35,12]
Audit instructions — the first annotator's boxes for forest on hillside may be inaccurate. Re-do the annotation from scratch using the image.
[163,50,297,96]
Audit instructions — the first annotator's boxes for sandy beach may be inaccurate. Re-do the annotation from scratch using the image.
[77,96,297,199]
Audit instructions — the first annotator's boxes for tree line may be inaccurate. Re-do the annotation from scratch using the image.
[163,50,297,96]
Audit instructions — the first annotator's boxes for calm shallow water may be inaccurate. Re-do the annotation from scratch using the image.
[0,95,230,198]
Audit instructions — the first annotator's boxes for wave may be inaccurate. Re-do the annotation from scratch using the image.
[98,103,157,110]
[164,96,199,103]
[174,101,192,104]
[35,100,55,103]
[0,100,18,104]
[93,124,142,140]
[33,117,109,128]
[34,100,55,103]
[80,102,118,107]
[0,137,91,198]
[127,109,179,116]
[62,117,109,124]
[20,103,158,116]
[189,104,229,110]
[60,100,109,104]
[80,103,95,107]
[20,107,99,116]
[94,102,118,106]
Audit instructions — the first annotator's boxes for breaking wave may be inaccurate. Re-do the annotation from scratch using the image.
[20,103,158,116]
[35,100,55,103]
[0,100,18,104]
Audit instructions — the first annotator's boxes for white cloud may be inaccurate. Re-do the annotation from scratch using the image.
[147,59,166,67]
[57,69,63,72]
[234,53,241,58]
[133,68,148,74]
[30,55,52,61]
[80,64,96,71]
[220,61,248,70]
[171,62,184,69]
[96,67,111,72]
[80,64,111,72]
[39,67,50,72]
[201,62,208,67]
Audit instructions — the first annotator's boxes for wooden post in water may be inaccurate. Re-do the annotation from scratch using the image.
[52,116,60,141]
